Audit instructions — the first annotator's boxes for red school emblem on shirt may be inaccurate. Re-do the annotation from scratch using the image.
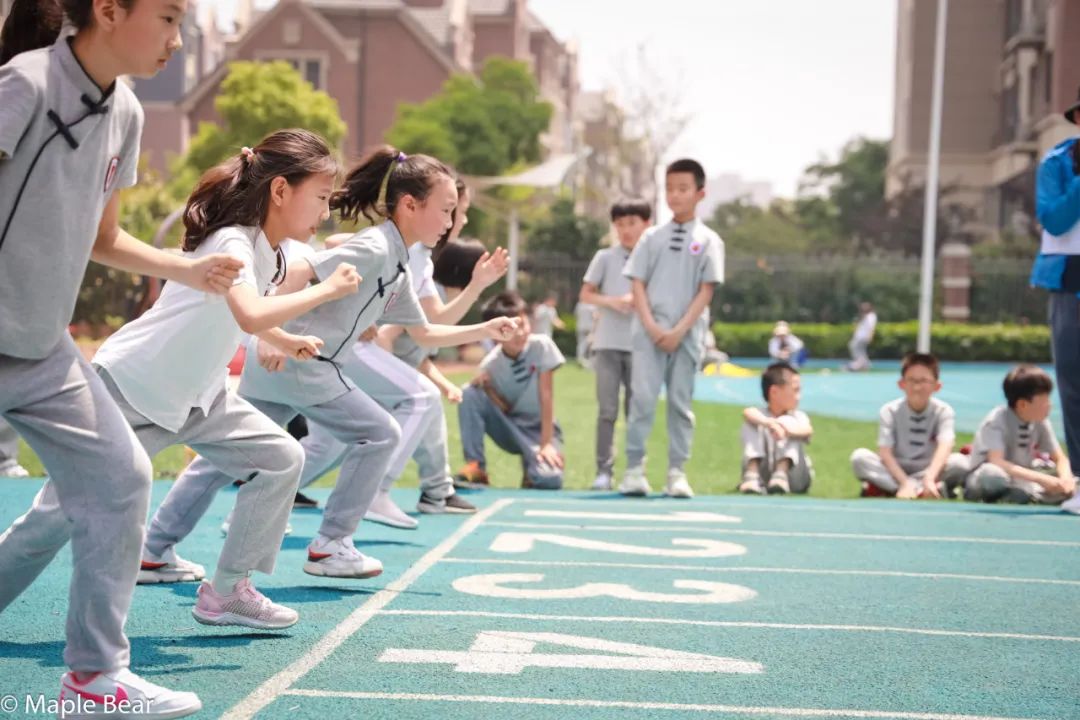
[689,240,703,255]
[103,156,120,193]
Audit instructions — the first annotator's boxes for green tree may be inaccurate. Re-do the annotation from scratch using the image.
[709,198,810,255]
[797,137,890,253]
[386,57,552,176]
[173,61,347,189]
[525,197,607,260]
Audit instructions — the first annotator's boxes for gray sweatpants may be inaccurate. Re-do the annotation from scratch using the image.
[300,342,451,500]
[593,349,632,474]
[848,337,870,370]
[458,385,563,489]
[115,377,306,577]
[168,387,401,541]
[0,336,152,672]
[960,459,1073,505]
[741,422,813,493]
[850,448,969,496]
[625,340,697,470]
[0,417,19,463]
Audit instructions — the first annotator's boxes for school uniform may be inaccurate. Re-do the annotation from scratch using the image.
[459,335,565,488]
[160,221,424,543]
[0,33,151,673]
[960,405,1071,504]
[851,397,966,495]
[583,245,634,474]
[623,218,724,472]
[740,407,814,493]
[300,243,455,502]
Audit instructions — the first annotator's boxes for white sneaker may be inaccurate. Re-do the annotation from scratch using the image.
[665,468,694,498]
[364,489,419,529]
[137,546,206,585]
[59,668,201,719]
[619,466,651,497]
[304,535,384,578]
[1062,492,1080,515]
[221,509,291,537]
[591,471,613,491]
[192,578,298,630]
[0,459,30,478]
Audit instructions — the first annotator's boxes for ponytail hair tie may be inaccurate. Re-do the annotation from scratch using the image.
[396,151,408,164]
[241,146,255,162]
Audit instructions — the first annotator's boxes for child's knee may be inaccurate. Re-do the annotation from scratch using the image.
[265,434,305,477]
[528,470,564,490]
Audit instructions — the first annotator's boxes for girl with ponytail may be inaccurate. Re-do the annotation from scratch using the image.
[90,129,359,631]
[159,145,517,582]
[300,176,510,528]
[0,2,247,716]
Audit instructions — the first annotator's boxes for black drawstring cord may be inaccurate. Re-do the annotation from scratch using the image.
[0,100,109,253]
[315,261,407,392]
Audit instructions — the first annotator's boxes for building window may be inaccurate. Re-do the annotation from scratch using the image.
[1005,0,1022,41]
[1001,83,1019,142]
[265,56,324,90]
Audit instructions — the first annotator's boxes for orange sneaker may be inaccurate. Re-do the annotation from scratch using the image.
[454,461,490,489]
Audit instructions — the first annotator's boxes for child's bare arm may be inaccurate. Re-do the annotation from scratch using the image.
[878,446,912,487]
[537,369,564,467]
[987,449,1063,489]
[631,279,663,341]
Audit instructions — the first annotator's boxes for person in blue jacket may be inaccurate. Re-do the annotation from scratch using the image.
[1029,86,1080,515]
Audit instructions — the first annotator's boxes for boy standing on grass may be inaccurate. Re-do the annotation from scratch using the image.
[531,291,565,338]
[738,362,814,495]
[850,352,966,499]
[957,365,1076,504]
[620,159,724,499]
[456,291,566,489]
[580,198,651,491]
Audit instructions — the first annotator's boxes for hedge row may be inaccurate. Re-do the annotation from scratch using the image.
[554,318,1052,363]
[711,321,1052,363]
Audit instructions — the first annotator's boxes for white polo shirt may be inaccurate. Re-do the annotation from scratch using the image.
[94,225,278,432]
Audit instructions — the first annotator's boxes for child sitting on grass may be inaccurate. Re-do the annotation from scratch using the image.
[738,362,813,495]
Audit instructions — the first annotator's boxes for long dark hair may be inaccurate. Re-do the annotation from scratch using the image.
[331,144,454,225]
[1,0,132,65]
[433,239,485,290]
[182,129,339,251]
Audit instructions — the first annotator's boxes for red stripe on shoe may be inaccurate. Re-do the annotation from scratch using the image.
[141,561,168,570]
[308,551,333,561]
[62,680,129,706]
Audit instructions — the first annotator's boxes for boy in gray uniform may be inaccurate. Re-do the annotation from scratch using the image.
[738,362,814,495]
[621,159,724,498]
[851,352,966,498]
[958,365,1076,504]
[580,198,651,491]
[457,291,566,489]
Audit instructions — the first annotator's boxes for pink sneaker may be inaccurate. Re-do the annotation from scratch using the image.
[59,668,201,718]
[191,578,298,630]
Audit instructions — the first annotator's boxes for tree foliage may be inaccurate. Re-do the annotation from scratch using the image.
[386,57,552,176]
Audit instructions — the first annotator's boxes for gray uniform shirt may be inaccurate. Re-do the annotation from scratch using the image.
[877,397,956,474]
[0,34,143,359]
[239,221,426,406]
[390,244,436,369]
[624,219,724,354]
[970,404,1059,469]
[481,334,565,420]
[583,245,634,352]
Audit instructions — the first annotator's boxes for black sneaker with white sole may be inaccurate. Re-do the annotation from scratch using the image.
[417,492,477,514]
[293,491,319,508]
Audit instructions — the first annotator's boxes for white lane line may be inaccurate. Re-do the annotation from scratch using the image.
[484,522,1080,547]
[280,689,1045,719]
[439,557,1080,587]
[377,610,1080,643]
[512,497,1075,520]
[219,498,515,720]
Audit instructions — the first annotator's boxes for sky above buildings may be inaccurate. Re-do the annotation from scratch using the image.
[217,0,897,200]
